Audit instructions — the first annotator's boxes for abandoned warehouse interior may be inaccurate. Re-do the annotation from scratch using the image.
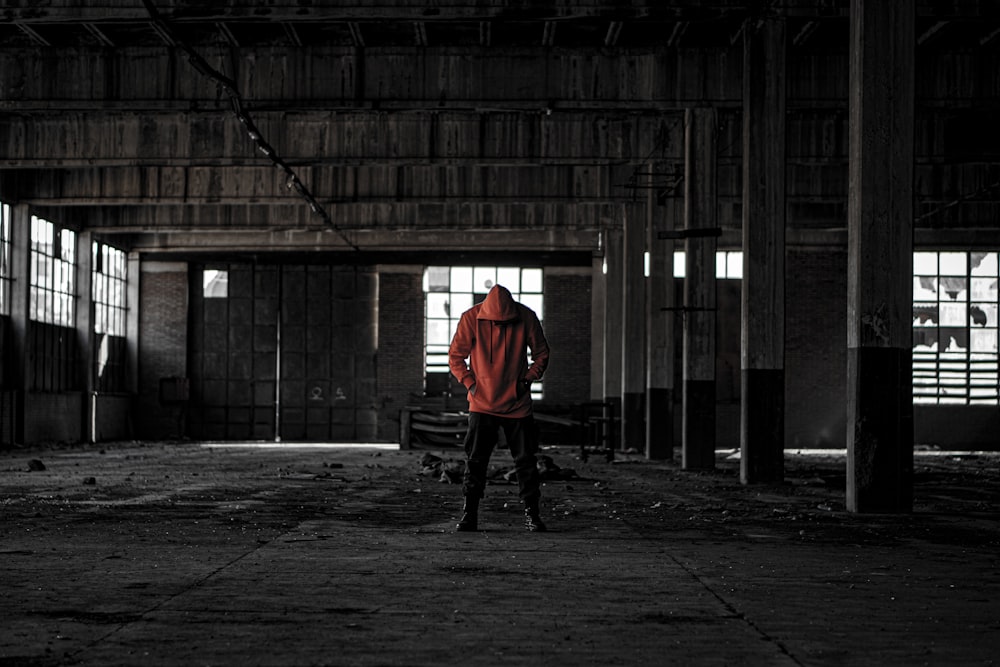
[1,0,999,515]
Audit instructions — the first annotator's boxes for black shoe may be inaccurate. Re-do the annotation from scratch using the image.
[456,498,479,532]
[524,509,547,532]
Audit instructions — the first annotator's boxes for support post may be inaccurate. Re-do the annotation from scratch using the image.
[682,108,717,469]
[621,204,646,452]
[76,231,95,443]
[603,226,623,454]
[8,205,30,445]
[590,251,606,401]
[846,0,915,512]
[741,17,786,484]
[646,163,675,460]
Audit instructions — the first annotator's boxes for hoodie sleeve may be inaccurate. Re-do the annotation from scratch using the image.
[523,308,550,383]
[448,310,477,389]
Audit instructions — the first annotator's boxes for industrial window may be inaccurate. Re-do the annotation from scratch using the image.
[28,216,79,392]
[203,269,229,298]
[913,251,999,405]
[423,266,544,398]
[30,216,76,326]
[0,202,11,316]
[671,250,744,279]
[93,241,128,392]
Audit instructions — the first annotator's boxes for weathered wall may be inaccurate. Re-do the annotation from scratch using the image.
[134,262,188,440]
[24,392,82,444]
[376,267,426,441]
[785,247,849,449]
[539,268,592,407]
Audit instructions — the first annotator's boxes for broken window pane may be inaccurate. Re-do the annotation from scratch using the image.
[203,270,229,298]
[971,278,998,302]
[971,252,998,276]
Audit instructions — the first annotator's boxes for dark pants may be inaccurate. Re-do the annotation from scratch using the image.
[462,412,541,505]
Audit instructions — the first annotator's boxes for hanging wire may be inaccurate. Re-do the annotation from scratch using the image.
[141,0,360,251]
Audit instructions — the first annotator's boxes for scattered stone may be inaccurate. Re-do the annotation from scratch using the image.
[82,477,96,485]
[27,459,45,472]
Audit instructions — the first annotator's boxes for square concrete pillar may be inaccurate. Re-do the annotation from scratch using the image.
[846,0,915,512]
[682,108,718,470]
[741,17,786,484]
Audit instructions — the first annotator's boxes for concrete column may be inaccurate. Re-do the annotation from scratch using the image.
[590,251,606,401]
[682,108,717,470]
[76,231,95,443]
[846,0,915,513]
[621,204,646,452]
[646,170,675,460]
[8,205,31,444]
[603,226,623,453]
[126,252,141,394]
[741,17,786,484]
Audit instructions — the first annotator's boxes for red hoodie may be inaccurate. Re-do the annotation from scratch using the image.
[448,285,550,418]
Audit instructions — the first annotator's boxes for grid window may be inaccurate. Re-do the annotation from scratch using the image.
[913,250,999,405]
[93,242,129,393]
[423,266,544,399]
[93,242,127,336]
[0,203,11,316]
[30,216,76,327]
[672,250,743,279]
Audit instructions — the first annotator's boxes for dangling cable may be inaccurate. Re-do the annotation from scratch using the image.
[141,0,360,250]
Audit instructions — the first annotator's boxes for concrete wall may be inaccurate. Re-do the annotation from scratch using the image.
[786,247,849,449]
[915,407,1000,449]
[540,268,592,407]
[134,262,188,440]
[375,267,426,442]
[95,395,133,442]
[24,392,82,444]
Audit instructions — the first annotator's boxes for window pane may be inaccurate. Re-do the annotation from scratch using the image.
[971,252,998,276]
[727,251,743,279]
[938,277,966,301]
[426,319,451,346]
[426,266,449,292]
[473,267,496,293]
[913,304,938,327]
[521,268,542,293]
[940,303,966,326]
[914,276,938,301]
[520,293,543,319]
[971,329,998,353]
[971,278,998,302]
[204,270,229,298]
[673,251,685,278]
[939,252,966,276]
[913,252,938,275]
[450,266,473,292]
[450,292,473,315]
[970,304,997,327]
[426,292,451,319]
[497,267,520,292]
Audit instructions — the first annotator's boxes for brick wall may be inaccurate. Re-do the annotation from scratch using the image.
[135,262,188,440]
[541,268,592,407]
[376,267,425,441]
[786,247,848,448]
[25,392,81,443]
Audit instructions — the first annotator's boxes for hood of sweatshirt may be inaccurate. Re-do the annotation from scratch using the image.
[477,285,520,322]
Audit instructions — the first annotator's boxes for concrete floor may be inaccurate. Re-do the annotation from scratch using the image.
[1,440,998,666]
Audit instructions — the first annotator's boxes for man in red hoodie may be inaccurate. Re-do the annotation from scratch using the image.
[448,284,550,532]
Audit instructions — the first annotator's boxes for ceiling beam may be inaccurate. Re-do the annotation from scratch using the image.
[348,22,365,47]
[414,21,428,46]
[918,20,949,45]
[16,24,51,46]
[542,21,557,47]
[793,20,820,47]
[84,23,115,47]
[604,21,623,47]
[216,21,239,47]
[666,21,689,47]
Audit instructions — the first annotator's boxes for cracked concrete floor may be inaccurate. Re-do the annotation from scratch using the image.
[1,441,998,666]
